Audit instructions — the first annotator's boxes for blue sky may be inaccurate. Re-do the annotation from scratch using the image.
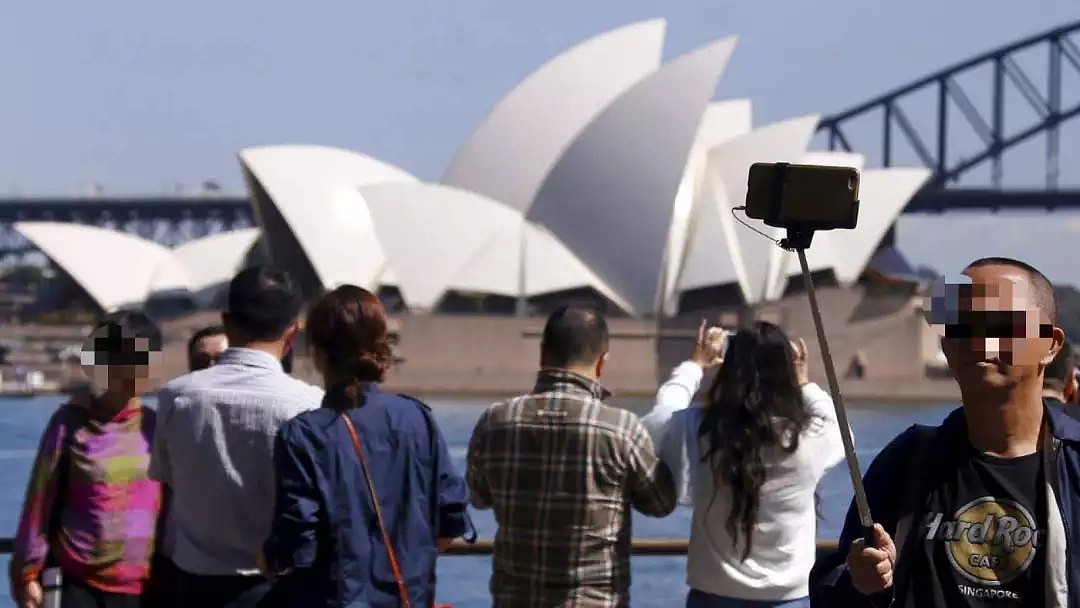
[0,1,1077,280]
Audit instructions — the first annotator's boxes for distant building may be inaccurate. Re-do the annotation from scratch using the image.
[18,20,930,322]
[14,222,258,317]
[239,20,930,316]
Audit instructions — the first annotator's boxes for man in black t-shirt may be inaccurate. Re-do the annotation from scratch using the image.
[813,257,1080,607]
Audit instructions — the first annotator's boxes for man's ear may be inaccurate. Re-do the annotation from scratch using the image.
[283,321,300,349]
[595,352,608,378]
[1040,327,1067,367]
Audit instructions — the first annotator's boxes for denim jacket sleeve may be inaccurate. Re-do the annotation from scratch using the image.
[406,397,474,542]
[431,414,471,541]
[264,420,321,572]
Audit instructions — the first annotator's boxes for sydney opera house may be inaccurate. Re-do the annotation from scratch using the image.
[15,20,946,396]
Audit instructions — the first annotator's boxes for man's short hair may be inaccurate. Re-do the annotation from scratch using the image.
[225,267,302,341]
[1045,338,1074,391]
[541,306,609,368]
[187,324,225,369]
[965,257,1058,325]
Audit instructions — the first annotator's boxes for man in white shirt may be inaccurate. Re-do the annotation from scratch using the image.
[150,267,323,608]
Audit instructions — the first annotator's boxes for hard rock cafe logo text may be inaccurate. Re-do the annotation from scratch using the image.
[924,497,1041,589]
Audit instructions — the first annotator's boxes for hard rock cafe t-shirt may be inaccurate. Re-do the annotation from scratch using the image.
[913,449,1046,606]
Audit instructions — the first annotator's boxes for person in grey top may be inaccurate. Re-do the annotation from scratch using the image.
[150,266,323,608]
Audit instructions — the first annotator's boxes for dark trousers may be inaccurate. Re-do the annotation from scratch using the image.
[175,569,278,608]
[142,556,179,608]
[61,577,141,608]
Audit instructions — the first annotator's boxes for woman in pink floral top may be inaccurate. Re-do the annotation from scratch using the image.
[9,310,164,608]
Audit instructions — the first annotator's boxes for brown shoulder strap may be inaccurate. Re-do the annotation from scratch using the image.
[341,414,414,608]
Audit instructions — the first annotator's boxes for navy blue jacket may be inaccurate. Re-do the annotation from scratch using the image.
[814,400,1080,607]
[264,384,472,607]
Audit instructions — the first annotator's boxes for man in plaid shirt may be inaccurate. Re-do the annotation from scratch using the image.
[467,306,677,607]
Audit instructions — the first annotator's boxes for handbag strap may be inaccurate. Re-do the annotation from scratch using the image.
[340,414,414,608]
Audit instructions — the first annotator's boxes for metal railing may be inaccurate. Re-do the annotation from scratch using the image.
[0,537,841,560]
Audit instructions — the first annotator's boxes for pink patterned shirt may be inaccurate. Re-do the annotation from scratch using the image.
[11,400,162,595]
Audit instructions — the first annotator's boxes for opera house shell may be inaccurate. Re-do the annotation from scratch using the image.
[240,18,931,317]
[14,222,259,313]
[23,19,931,320]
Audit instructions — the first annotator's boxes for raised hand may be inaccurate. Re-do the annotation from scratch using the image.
[791,337,810,386]
[19,580,43,608]
[690,319,727,369]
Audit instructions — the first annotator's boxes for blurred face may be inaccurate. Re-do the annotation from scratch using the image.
[81,325,162,399]
[191,333,228,371]
[927,265,1063,394]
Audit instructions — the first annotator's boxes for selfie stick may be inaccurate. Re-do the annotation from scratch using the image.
[780,229,876,545]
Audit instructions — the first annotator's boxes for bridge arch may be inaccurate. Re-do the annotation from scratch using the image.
[817,19,1080,198]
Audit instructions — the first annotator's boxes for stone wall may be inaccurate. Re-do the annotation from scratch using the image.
[0,286,961,402]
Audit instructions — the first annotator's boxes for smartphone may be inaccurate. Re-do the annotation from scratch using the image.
[706,327,730,358]
[745,162,860,231]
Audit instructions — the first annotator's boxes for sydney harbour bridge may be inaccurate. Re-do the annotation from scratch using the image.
[1,19,1079,264]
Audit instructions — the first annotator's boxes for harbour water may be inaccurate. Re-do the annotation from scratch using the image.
[0,395,960,607]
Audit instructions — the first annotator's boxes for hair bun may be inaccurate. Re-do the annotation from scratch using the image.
[347,352,389,383]
[304,284,393,385]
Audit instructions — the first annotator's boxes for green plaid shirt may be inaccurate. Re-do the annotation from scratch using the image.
[467,369,677,608]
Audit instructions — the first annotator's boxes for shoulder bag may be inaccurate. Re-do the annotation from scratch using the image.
[340,414,452,608]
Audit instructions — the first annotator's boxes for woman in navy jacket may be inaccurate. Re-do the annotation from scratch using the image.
[260,284,472,607]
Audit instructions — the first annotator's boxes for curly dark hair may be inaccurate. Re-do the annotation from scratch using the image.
[698,321,811,561]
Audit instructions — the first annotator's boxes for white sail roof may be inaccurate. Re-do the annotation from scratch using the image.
[360,183,631,312]
[661,98,755,314]
[239,145,417,293]
[225,25,931,315]
[527,37,738,314]
[441,19,666,213]
[448,214,633,312]
[828,167,932,284]
[161,228,261,294]
[17,222,270,312]
[360,184,521,310]
[678,115,819,303]
[16,222,181,312]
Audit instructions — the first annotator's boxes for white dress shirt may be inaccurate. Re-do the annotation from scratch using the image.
[150,347,324,576]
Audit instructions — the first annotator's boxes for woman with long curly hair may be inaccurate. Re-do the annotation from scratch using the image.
[643,321,846,608]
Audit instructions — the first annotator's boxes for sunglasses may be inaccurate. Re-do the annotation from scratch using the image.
[83,335,160,367]
[942,310,1053,340]
[89,348,156,366]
